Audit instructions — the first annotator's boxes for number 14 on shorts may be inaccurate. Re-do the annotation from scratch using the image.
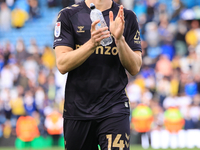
[106,133,130,150]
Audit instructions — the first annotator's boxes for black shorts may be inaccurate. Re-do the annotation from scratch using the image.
[63,114,130,150]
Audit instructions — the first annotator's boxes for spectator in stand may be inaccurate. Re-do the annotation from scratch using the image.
[154,3,168,23]
[150,100,164,130]
[27,39,41,64]
[5,0,16,8]
[134,75,146,93]
[0,2,11,32]
[158,13,171,43]
[27,38,40,55]
[170,73,180,96]
[184,77,198,98]
[194,75,200,93]
[155,55,173,77]
[171,0,185,22]
[174,20,188,56]
[184,105,195,129]
[122,0,134,10]
[1,88,12,120]
[1,64,15,89]
[196,41,200,54]
[16,67,30,92]
[3,41,12,66]
[11,7,28,28]
[61,0,75,7]
[0,124,3,138]
[9,88,25,118]
[141,88,153,105]
[185,20,200,47]
[28,0,40,19]
[126,81,142,104]
[156,76,171,107]
[3,120,12,138]
[189,102,200,128]
[47,75,56,103]
[23,90,36,116]
[47,0,57,8]
[0,53,4,71]
[41,46,56,70]
[23,56,39,84]
[146,0,156,22]
[37,70,48,92]
[163,94,178,110]
[15,39,30,64]
[145,22,161,59]
[189,49,200,76]
[35,86,46,112]
[177,91,192,118]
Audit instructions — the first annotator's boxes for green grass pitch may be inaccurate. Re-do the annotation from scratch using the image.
[1,145,200,150]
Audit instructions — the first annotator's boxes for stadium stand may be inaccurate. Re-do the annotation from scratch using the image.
[0,0,200,148]
[0,0,60,48]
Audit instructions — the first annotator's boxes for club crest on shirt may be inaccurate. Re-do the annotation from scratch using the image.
[54,22,61,38]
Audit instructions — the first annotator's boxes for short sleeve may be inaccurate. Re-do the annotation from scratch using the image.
[53,10,74,49]
[125,11,142,52]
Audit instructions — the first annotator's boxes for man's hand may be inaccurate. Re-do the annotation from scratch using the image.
[109,5,125,41]
[90,20,111,47]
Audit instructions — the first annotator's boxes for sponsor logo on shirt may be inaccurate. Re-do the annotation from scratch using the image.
[76,44,119,55]
[77,26,85,33]
[134,30,141,44]
[54,22,61,38]
[54,38,62,42]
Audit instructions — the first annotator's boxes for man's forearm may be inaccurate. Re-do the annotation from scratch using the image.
[115,36,142,76]
[56,24,111,74]
[56,40,96,74]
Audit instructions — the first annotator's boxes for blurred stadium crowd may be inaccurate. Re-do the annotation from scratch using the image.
[1,0,200,147]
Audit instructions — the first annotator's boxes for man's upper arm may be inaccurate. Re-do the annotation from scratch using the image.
[53,10,74,49]
[125,11,142,52]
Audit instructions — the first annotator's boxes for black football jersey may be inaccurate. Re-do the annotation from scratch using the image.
[53,1,142,120]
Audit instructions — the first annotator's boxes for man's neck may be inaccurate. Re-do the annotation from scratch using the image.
[85,0,112,12]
